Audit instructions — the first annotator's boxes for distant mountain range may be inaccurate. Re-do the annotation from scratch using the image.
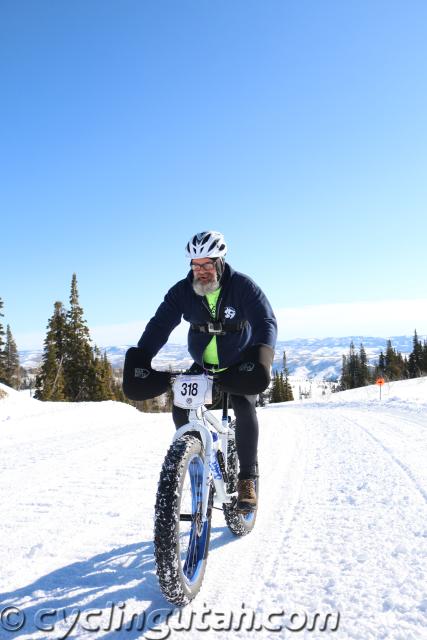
[19,334,423,381]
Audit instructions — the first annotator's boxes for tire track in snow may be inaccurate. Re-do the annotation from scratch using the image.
[340,412,427,505]
[190,408,309,617]
[251,405,427,640]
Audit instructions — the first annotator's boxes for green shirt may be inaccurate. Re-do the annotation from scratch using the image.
[203,288,222,368]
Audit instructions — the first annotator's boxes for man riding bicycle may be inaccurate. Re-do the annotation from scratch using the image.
[125,231,277,512]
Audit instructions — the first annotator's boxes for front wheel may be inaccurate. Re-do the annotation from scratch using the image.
[223,421,258,536]
[154,434,212,606]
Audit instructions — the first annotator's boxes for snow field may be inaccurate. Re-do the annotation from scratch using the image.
[1,379,427,639]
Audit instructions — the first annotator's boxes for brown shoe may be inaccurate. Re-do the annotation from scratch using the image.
[237,479,257,512]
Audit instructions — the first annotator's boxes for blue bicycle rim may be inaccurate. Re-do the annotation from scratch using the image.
[181,454,209,584]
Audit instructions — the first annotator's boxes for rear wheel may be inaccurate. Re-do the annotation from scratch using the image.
[154,434,212,606]
[223,421,258,536]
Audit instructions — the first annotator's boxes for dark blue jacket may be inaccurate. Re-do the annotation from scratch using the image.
[138,263,277,368]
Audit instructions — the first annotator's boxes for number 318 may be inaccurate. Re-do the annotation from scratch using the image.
[181,382,198,396]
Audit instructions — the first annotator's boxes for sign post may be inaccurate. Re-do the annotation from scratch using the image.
[376,377,385,400]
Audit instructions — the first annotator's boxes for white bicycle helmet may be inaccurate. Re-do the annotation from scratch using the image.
[185,231,227,259]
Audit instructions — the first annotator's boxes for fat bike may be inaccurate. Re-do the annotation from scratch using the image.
[153,372,258,606]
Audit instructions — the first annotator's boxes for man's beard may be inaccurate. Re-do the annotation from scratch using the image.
[192,274,220,296]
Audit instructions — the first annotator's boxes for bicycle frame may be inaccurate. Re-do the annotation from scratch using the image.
[172,393,235,523]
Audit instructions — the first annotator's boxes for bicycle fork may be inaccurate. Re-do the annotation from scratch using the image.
[173,422,233,524]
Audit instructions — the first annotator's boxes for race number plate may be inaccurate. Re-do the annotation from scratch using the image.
[172,374,213,409]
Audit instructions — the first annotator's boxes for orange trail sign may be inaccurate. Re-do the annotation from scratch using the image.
[376,377,385,399]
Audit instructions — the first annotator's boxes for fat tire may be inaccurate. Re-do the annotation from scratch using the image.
[154,434,212,606]
[223,421,258,536]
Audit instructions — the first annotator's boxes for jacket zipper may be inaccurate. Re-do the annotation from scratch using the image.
[216,292,224,321]
[201,298,213,318]
[201,290,224,320]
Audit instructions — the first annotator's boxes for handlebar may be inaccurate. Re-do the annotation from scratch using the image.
[157,369,219,381]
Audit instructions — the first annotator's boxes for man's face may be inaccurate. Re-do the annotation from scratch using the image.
[191,259,217,283]
[191,258,219,295]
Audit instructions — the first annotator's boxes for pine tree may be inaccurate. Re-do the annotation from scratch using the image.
[340,354,349,390]
[279,372,286,400]
[102,351,116,400]
[340,341,372,390]
[350,341,361,387]
[269,371,283,403]
[63,274,96,401]
[384,339,406,380]
[422,340,427,376]
[283,373,294,401]
[34,302,67,400]
[408,329,423,378]
[358,343,370,387]
[282,351,294,401]
[3,325,20,389]
[403,354,409,378]
[0,297,6,383]
[35,342,66,401]
[269,364,294,403]
[92,348,116,401]
[378,351,385,374]
[35,278,123,403]
[340,341,359,389]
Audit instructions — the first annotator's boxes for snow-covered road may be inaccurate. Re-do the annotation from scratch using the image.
[1,380,426,640]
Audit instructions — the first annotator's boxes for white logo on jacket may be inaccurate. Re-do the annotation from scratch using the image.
[224,306,236,319]
[239,362,255,373]
[135,368,150,379]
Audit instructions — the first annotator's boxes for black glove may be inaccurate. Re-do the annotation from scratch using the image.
[216,344,274,396]
[122,347,171,401]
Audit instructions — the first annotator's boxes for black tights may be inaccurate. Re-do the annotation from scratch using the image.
[172,393,259,479]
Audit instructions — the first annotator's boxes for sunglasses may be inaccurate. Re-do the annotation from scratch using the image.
[190,260,216,272]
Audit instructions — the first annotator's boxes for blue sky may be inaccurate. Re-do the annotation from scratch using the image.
[1,1,427,349]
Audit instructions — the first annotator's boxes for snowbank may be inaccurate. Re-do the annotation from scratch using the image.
[1,379,426,639]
